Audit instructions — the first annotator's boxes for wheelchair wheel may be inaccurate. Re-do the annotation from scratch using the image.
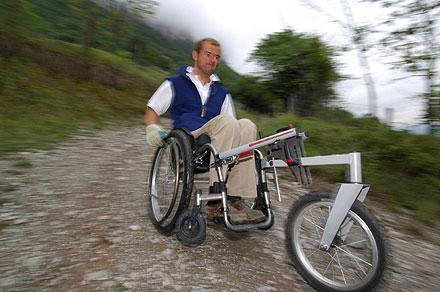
[147,129,194,235]
[176,209,206,245]
[286,192,386,292]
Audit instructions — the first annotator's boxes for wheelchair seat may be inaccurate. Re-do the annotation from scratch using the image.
[172,128,211,174]
[193,133,211,174]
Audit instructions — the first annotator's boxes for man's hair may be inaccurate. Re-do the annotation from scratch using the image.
[194,38,221,52]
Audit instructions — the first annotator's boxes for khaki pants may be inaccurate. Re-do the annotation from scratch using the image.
[192,115,257,198]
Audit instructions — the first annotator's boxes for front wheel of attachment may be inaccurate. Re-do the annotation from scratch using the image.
[176,209,206,245]
[285,192,386,292]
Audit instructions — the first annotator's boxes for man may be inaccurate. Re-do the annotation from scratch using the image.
[144,37,265,224]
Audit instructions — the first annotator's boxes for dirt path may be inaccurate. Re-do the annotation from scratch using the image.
[0,121,439,291]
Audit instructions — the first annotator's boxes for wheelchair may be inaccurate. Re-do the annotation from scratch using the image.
[146,127,275,244]
[146,125,387,292]
[146,126,309,244]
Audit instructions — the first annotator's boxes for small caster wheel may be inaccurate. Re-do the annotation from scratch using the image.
[258,209,275,230]
[176,209,206,245]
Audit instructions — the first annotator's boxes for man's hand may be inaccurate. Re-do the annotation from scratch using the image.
[146,124,168,147]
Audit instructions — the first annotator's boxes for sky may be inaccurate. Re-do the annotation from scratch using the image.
[146,0,429,128]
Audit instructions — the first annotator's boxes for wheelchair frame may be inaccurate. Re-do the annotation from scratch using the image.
[150,126,369,243]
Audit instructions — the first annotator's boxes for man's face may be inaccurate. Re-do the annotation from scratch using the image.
[193,42,221,76]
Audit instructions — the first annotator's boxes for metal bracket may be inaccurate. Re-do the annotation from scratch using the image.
[319,183,368,250]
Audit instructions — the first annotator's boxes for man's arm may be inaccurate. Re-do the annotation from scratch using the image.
[144,107,160,126]
[144,80,173,147]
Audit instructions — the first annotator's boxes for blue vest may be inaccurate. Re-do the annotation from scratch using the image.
[167,66,229,131]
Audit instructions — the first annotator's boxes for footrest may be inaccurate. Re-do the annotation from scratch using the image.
[224,212,274,231]
[211,215,265,225]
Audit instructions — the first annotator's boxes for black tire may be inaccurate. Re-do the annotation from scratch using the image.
[286,192,386,292]
[176,209,206,245]
[147,129,194,235]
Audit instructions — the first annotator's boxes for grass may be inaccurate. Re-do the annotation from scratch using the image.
[0,220,9,230]
[113,283,129,292]
[0,198,10,205]
[1,184,19,192]
[0,56,151,156]
[32,37,168,85]
[4,169,25,175]
[405,223,424,237]
[12,157,32,168]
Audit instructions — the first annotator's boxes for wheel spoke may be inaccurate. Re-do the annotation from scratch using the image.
[334,250,348,284]
[303,217,325,231]
[335,245,372,268]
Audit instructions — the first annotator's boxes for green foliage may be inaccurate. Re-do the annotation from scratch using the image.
[0,0,49,34]
[0,198,10,206]
[229,75,283,114]
[0,220,10,230]
[126,0,158,17]
[1,184,19,192]
[12,157,33,168]
[113,283,129,292]
[250,29,342,116]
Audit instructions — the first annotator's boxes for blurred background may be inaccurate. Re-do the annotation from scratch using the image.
[0,0,438,227]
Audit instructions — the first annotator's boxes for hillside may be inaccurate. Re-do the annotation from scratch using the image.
[0,29,158,154]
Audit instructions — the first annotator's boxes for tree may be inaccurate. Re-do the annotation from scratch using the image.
[101,0,157,54]
[250,29,342,116]
[367,0,440,135]
[67,0,157,51]
[0,0,49,34]
[101,0,131,52]
[126,0,158,17]
[67,0,100,48]
[301,0,379,117]
[229,75,282,114]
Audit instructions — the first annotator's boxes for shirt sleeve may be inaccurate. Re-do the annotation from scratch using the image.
[147,80,173,116]
[220,93,236,118]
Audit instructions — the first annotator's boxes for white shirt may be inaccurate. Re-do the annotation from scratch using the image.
[147,66,236,118]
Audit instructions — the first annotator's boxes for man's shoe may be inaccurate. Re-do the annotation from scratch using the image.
[206,201,258,225]
[206,201,249,224]
[205,198,266,224]
[230,198,266,224]
[227,205,250,224]
[205,202,223,223]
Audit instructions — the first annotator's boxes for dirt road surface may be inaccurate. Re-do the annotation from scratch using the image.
[1,121,439,291]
